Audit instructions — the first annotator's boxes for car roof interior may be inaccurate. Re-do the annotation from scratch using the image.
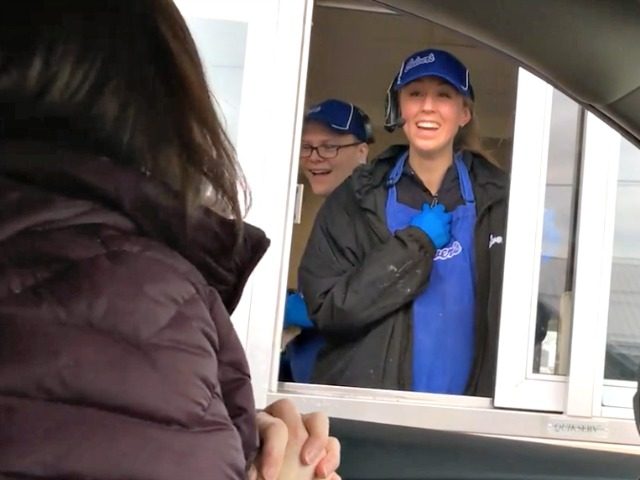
[375,0,640,146]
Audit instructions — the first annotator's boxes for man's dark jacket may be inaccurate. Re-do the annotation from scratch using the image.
[299,146,508,396]
[0,141,269,479]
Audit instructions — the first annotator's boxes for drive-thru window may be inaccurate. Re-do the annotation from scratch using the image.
[176,0,640,451]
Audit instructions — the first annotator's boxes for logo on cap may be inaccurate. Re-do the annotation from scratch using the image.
[304,99,371,144]
[404,52,435,73]
[393,48,473,99]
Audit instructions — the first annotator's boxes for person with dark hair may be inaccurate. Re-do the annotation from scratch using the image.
[0,1,339,479]
[299,48,507,396]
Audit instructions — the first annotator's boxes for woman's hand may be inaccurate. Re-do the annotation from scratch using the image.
[249,399,340,480]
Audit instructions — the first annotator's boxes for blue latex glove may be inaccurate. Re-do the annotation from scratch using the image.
[283,292,314,329]
[409,203,452,249]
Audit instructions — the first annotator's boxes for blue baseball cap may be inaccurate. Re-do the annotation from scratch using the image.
[393,48,474,99]
[304,99,371,143]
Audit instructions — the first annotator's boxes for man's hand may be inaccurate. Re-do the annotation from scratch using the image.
[249,399,340,480]
[281,326,302,350]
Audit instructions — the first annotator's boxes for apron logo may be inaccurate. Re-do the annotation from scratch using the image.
[489,234,503,249]
[434,240,462,261]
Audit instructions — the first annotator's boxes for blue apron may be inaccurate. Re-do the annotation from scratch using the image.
[385,151,476,394]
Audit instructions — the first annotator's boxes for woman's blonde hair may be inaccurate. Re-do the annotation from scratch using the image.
[454,97,499,168]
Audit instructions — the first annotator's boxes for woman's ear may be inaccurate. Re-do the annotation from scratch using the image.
[460,108,472,128]
[460,101,472,128]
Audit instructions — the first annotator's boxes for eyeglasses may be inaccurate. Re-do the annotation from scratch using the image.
[300,141,362,160]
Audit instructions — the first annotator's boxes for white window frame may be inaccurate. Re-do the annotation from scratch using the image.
[175,0,316,406]
[266,64,640,446]
[493,78,636,423]
[565,113,621,418]
[493,68,568,412]
[493,76,637,425]
[231,0,316,406]
[603,381,638,419]
[585,126,639,418]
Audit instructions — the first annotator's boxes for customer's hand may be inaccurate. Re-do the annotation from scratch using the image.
[249,399,340,480]
[409,203,452,249]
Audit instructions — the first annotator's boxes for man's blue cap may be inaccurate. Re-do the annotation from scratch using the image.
[393,48,474,99]
[304,99,371,143]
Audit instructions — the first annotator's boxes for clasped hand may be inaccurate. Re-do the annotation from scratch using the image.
[251,399,341,480]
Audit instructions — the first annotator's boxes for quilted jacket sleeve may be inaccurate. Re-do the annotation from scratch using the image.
[0,242,256,480]
[206,286,259,465]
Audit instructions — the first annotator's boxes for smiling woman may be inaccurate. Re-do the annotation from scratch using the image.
[297,47,508,395]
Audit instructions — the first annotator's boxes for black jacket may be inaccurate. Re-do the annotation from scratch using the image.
[299,146,508,396]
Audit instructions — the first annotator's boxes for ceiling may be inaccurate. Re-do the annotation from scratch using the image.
[307,0,640,153]
[373,0,640,146]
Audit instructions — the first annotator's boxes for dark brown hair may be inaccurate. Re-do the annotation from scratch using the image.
[0,0,247,221]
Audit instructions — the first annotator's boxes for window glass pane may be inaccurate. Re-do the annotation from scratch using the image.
[605,138,640,381]
[534,90,582,375]
[185,17,248,146]
[280,3,518,396]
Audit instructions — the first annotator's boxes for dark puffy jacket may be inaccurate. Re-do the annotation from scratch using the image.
[0,141,269,479]
[299,146,507,396]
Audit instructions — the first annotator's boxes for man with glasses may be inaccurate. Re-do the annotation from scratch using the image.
[281,99,374,383]
[300,99,373,196]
